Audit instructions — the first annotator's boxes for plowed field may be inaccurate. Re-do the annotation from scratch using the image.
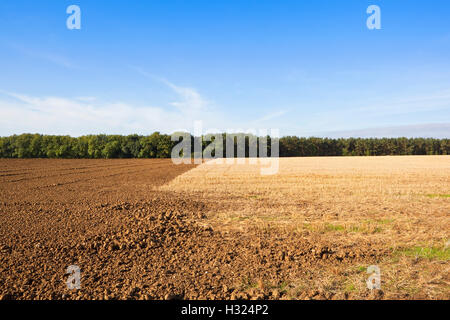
[0,157,449,300]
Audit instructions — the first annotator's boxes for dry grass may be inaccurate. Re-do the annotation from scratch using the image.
[162,156,449,245]
[162,156,450,299]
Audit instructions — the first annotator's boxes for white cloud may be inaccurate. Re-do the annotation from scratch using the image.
[252,110,288,123]
[9,44,76,69]
[164,80,209,112]
[1,66,218,136]
[288,88,450,136]
[131,66,210,113]
[0,94,163,136]
[315,123,450,139]
[0,87,227,136]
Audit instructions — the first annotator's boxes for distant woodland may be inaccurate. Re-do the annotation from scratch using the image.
[0,133,448,158]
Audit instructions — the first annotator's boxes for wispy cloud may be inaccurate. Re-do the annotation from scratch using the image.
[358,90,450,116]
[0,88,227,136]
[315,123,450,139]
[0,65,223,136]
[9,44,76,69]
[0,91,185,136]
[291,88,450,135]
[131,66,210,113]
[253,110,288,123]
[163,79,209,112]
[314,89,450,122]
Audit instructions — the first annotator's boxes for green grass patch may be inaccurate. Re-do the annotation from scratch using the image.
[278,281,289,293]
[372,226,383,233]
[259,215,278,221]
[344,283,356,293]
[349,225,363,233]
[326,224,382,234]
[240,276,257,289]
[375,218,394,225]
[265,280,291,294]
[357,266,367,273]
[325,224,345,232]
[230,216,250,221]
[397,246,450,261]
[426,194,450,199]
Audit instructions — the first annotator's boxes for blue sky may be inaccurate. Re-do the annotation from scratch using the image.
[0,0,449,137]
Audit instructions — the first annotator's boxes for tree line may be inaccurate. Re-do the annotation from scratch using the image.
[0,133,448,159]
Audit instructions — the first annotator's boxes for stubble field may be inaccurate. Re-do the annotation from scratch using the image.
[0,156,449,300]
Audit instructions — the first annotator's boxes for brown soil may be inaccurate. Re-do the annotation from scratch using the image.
[0,158,448,300]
